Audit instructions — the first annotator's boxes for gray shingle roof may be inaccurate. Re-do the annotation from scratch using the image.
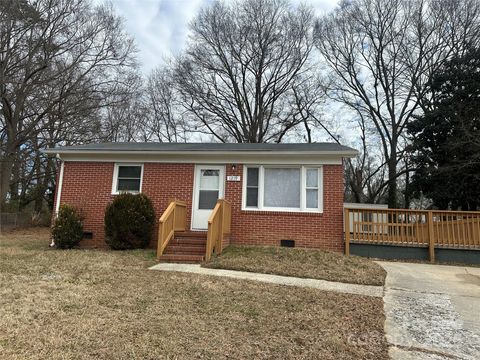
[44,142,357,155]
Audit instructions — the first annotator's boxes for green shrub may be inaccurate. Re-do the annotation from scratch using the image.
[104,193,156,250]
[52,204,84,249]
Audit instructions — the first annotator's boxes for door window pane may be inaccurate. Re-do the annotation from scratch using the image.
[264,168,300,208]
[198,190,219,209]
[306,189,318,208]
[200,169,219,189]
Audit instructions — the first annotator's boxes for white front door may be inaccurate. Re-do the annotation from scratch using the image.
[192,165,225,230]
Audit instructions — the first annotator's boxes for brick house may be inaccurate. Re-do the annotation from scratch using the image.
[45,143,357,262]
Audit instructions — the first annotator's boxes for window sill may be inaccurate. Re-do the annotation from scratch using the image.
[111,191,141,196]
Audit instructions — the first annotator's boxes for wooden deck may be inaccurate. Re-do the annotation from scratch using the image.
[345,207,480,262]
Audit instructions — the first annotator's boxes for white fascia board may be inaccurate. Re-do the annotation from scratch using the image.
[44,149,358,157]
[53,152,347,165]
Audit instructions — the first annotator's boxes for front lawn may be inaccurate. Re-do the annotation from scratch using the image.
[0,229,387,359]
[203,245,386,286]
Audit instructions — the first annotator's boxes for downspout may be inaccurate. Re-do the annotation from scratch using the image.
[51,156,64,247]
[54,156,65,215]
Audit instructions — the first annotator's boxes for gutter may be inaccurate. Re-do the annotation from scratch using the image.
[54,157,65,216]
[43,149,359,158]
[50,157,65,247]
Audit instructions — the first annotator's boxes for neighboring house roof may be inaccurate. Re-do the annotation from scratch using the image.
[44,142,358,157]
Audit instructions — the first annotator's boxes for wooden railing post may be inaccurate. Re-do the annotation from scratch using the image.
[206,222,213,262]
[217,199,224,254]
[157,218,165,259]
[428,211,435,263]
[172,203,176,232]
[345,208,350,256]
[157,199,187,259]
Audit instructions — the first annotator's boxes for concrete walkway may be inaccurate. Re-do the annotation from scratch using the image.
[378,261,480,360]
[149,263,383,297]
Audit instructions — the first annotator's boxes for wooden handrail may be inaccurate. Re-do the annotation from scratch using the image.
[205,199,231,262]
[344,207,480,262]
[346,207,480,215]
[157,199,187,258]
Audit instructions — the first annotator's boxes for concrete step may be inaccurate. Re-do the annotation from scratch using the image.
[158,254,204,263]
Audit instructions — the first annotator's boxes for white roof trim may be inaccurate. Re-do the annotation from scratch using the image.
[45,149,357,157]
[54,152,346,165]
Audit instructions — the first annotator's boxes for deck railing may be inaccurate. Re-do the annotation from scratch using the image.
[205,199,232,261]
[157,199,187,258]
[345,207,480,261]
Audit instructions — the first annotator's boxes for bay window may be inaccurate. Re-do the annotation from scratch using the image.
[244,165,323,212]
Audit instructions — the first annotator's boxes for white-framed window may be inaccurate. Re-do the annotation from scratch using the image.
[112,163,144,195]
[242,165,323,212]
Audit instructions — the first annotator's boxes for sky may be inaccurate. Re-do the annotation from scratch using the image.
[100,0,340,74]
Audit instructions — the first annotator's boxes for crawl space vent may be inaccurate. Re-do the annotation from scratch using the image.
[280,239,295,248]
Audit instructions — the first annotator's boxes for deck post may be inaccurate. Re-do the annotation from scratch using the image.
[344,208,350,256]
[428,211,435,263]
[157,219,164,260]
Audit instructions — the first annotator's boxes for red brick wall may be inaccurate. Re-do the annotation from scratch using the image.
[224,165,344,252]
[59,162,194,248]
[58,161,344,251]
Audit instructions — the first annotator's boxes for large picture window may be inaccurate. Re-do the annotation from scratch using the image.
[243,165,323,212]
[264,168,300,208]
[112,164,143,194]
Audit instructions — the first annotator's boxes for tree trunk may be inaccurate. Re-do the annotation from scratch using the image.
[9,158,21,207]
[34,157,51,213]
[0,150,15,205]
[387,155,398,209]
[404,165,411,209]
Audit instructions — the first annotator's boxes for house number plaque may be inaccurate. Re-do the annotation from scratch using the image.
[227,175,240,182]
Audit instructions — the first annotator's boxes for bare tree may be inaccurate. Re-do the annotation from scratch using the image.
[314,0,480,207]
[174,0,315,143]
[0,0,136,203]
[141,68,188,142]
[101,71,144,142]
[344,113,388,203]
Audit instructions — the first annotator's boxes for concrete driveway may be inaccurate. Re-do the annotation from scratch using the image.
[378,261,480,360]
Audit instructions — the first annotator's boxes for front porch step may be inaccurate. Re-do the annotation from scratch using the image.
[164,244,206,255]
[159,231,208,263]
[175,230,207,237]
[174,231,207,238]
[170,237,207,246]
[158,254,204,263]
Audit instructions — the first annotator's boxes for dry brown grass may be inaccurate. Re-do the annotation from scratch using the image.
[0,228,388,359]
[203,245,387,286]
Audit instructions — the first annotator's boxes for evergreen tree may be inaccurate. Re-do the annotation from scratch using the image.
[408,46,480,210]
